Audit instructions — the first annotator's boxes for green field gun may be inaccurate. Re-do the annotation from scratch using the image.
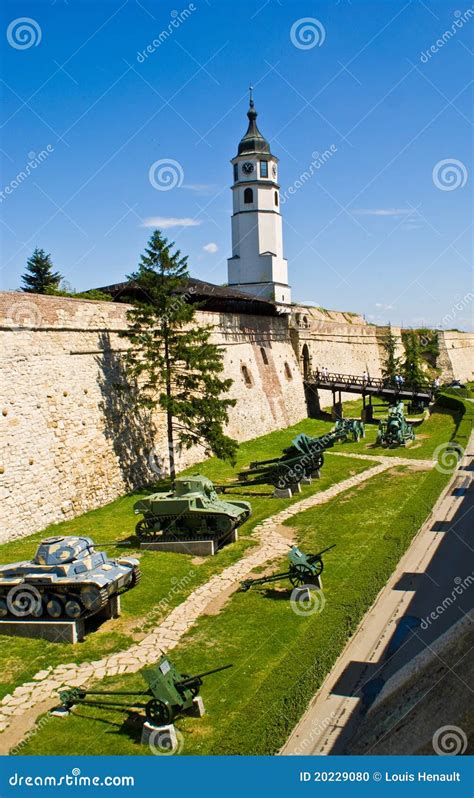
[376,401,415,447]
[332,418,365,442]
[58,656,233,726]
[240,544,336,592]
[231,432,341,491]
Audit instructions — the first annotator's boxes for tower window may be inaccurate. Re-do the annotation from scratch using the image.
[274,191,279,206]
[260,347,269,365]
[241,364,253,386]
[244,187,253,204]
[284,362,293,380]
[233,163,238,182]
[260,160,268,178]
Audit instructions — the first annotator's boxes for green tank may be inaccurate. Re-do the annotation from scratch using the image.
[134,475,251,547]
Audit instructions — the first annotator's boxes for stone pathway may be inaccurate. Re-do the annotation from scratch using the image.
[0,457,433,749]
[327,450,435,469]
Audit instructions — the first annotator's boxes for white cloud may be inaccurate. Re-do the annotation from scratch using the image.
[141,216,202,229]
[203,242,218,253]
[352,208,415,217]
[183,183,218,195]
[375,302,394,310]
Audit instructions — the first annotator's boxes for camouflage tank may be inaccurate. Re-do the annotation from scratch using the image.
[134,475,251,547]
[0,536,141,621]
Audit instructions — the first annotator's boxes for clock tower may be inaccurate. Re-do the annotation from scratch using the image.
[227,90,291,305]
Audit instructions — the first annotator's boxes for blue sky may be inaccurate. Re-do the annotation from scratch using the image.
[1,0,472,329]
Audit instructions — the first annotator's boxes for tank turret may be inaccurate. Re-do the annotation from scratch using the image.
[0,535,140,621]
[134,475,251,548]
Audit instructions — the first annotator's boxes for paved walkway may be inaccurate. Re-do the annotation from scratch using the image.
[0,456,434,751]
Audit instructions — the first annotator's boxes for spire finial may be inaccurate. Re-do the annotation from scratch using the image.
[249,84,254,107]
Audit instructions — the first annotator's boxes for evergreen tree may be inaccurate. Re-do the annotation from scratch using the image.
[402,330,426,386]
[120,230,238,480]
[380,325,401,383]
[21,248,62,293]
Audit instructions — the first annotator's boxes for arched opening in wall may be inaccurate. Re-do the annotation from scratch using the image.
[303,315,309,328]
[244,187,253,204]
[302,344,311,380]
[284,362,293,380]
[260,347,269,365]
[241,364,253,386]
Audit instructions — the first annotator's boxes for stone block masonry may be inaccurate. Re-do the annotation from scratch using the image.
[1,292,472,544]
[0,293,307,542]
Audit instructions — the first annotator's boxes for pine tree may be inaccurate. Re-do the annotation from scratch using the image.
[402,330,426,386]
[120,230,238,480]
[21,248,62,293]
[380,325,401,383]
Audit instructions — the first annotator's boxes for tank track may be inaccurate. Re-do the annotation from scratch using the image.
[0,584,110,621]
[136,513,236,549]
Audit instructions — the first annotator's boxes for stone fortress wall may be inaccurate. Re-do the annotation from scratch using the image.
[1,292,472,543]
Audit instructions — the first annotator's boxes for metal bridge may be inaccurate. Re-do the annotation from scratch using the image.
[304,371,434,419]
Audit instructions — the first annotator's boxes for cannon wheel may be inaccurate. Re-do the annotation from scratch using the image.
[289,564,313,587]
[135,519,157,539]
[145,699,173,726]
[310,556,324,578]
[270,464,292,490]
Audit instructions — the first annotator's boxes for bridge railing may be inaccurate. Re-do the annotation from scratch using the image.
[308,371,433,396]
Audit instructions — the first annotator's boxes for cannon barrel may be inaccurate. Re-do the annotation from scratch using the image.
[307,543,337,562]
[176,663,233,688]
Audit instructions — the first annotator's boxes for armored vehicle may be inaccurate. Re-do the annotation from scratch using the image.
[377,401,415,447]
[134,475,251,546]
[0,536,140,621]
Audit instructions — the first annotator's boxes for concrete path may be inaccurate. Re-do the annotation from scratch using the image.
[0,460,399,753]
[281,437,473,756]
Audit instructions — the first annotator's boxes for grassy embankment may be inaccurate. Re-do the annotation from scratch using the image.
[16,401,464,756]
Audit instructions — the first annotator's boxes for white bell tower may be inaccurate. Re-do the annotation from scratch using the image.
[227,89,291,305]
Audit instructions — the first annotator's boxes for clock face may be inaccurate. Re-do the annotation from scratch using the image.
[272,163,277,178]
[242,161,254,175]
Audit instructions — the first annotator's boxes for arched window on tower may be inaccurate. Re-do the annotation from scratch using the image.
[244,187,253,204]
[274,191,279,206]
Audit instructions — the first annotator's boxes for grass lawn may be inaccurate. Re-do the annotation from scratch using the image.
[18,464,450,756]
[0,419,374,703]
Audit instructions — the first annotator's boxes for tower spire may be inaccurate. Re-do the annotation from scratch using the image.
[249,84,254,107]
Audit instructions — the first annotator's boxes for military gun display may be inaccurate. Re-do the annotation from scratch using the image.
[134,476,251,547]
[376,401,415,447]
[231,431,344,491]
[332,418,365,442]
[0,536,140,621]
[58,656,232,726]
[240,544,336,592]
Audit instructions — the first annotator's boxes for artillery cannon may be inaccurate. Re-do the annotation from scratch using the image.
[232,432,342,491]
[58,655,232,726]
[240,544,336,592]
[376,401,415,447]
[134,476,251,548]
[332,418,365,442]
